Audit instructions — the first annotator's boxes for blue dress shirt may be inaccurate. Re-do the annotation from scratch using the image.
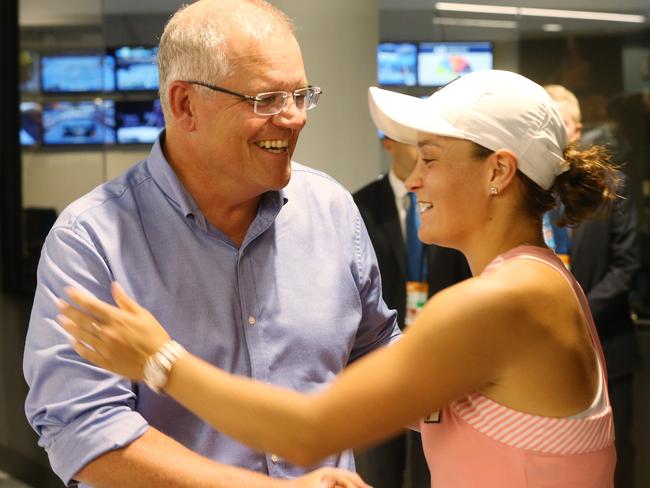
[23,134,400,486]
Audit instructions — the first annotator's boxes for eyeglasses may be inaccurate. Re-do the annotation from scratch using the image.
[185,80,323,116]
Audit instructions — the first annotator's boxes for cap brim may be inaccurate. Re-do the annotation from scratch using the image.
[368,87,462,145]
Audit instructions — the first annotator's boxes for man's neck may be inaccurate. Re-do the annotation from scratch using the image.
[163,138,261,247]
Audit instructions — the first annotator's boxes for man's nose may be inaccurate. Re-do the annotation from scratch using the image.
[272,96,307,129]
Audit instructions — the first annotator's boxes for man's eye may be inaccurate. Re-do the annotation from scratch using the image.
[256,96,276,106]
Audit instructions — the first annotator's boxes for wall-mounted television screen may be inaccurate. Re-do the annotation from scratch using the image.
[20,50,40,93]
[115,99,165,144]
[418,42,493,87]
[377,42,417,86]
[113,46,159,91]
[42,100,116,145]
[41,54,115,93]
[20,102,42,146]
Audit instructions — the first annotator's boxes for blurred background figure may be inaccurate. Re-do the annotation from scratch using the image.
[353,137,471,488]
[545,84,641,488]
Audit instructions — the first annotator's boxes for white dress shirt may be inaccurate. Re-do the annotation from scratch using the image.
[388,169,409,242]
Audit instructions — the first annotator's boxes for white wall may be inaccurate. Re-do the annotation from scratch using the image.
[19,0,102,26]
[272,0,382,192]
[22,150,149,213]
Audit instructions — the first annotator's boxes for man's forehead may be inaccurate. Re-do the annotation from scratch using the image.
[229,50,295,65]
[227,28,298,54]
[224,49,306,88]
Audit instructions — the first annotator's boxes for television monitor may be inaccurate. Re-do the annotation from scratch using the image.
[42,100,116,145]
[20,102,42,146]
[41,54,115,93]
[115,99,165,144]
[20,50,40,93]
[417,42,493,87]
[113,46,159,91]
[377,42,417,86]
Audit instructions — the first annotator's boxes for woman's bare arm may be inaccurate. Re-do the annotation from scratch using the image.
[58,275,537,466]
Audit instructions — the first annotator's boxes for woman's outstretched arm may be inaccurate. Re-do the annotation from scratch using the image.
[58,277,526,466]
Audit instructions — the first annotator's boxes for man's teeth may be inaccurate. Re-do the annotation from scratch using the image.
[419,202,433,212]
[255,140,289,151]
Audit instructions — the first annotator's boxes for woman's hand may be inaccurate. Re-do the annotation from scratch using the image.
[289,467,372,488]
[56,282,171,380]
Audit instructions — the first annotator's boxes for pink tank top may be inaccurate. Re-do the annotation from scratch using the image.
[420,246,616,488]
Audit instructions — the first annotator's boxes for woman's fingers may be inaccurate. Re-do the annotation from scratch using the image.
[57,299,105,335]
[57,314,101,345]
[317,470,371,488]
[57,314,110,367]
[70,338,108,369]
[64,287,125,324]
[344,472,367,486]
[327,477,365,488]
[112,282,140,313]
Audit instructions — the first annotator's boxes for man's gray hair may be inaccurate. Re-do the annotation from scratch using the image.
[158,0,294,123]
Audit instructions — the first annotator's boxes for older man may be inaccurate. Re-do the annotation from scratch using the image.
[23,1,398,487]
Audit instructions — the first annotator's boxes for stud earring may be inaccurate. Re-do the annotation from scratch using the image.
[490,187,499,196]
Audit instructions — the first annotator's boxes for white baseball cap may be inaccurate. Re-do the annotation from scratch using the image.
[368,70,569,190]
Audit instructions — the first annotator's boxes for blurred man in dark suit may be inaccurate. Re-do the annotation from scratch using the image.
[546,85,641,488]
[353,137,471,488]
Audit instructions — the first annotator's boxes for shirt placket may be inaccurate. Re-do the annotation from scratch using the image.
[236,245,285,475]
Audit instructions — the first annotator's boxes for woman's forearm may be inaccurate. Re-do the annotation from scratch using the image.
[164,353,328,465]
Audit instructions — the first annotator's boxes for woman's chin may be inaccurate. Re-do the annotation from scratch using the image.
[419,229,457,250]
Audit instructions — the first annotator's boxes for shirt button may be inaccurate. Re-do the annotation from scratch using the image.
[248,315,256,326]
[271,454,278,463]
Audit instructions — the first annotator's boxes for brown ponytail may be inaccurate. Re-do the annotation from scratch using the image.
[471,141,622,226]
[553,143,621,226]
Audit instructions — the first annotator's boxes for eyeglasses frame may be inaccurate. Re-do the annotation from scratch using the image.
[183,80,322,116]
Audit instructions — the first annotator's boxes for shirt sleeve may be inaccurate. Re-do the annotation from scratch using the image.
[23,224,149,485]
[348,202,402,363]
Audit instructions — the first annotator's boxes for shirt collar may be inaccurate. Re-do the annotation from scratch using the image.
[145,131,288,236]
[145,131,201,220]
[387,168,408,201]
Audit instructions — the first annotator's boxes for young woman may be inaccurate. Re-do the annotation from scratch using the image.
[58,70,618,487]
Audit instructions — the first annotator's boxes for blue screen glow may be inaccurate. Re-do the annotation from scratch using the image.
[42,100,116,145]
[378,43,417,86]
[116,99,165,144]
[41,54,115,93]
[418,42,493,87]
[114,46,159,91]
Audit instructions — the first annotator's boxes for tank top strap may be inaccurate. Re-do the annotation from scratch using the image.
[483,246,610,396]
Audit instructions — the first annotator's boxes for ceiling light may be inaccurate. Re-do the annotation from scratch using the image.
[435,3,518,15]
[542,23,564,32]
[433,17,518,28]
[434,3,646,23]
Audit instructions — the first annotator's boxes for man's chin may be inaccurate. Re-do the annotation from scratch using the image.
[266,165,292,191]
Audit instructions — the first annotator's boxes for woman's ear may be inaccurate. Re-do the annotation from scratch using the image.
[488,149,518,194]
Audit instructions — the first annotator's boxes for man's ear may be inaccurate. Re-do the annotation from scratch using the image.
[488,149,518,193]
[574,122,583,142]
[167,81,197,131]
[382,138,394,154]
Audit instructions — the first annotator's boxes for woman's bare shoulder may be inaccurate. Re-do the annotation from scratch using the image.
[418,257,569,340]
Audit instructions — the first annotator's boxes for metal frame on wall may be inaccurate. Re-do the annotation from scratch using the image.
[1,0,24,293]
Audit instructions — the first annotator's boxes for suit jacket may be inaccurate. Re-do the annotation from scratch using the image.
[570,174,641,377]
[354,174,471,330]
